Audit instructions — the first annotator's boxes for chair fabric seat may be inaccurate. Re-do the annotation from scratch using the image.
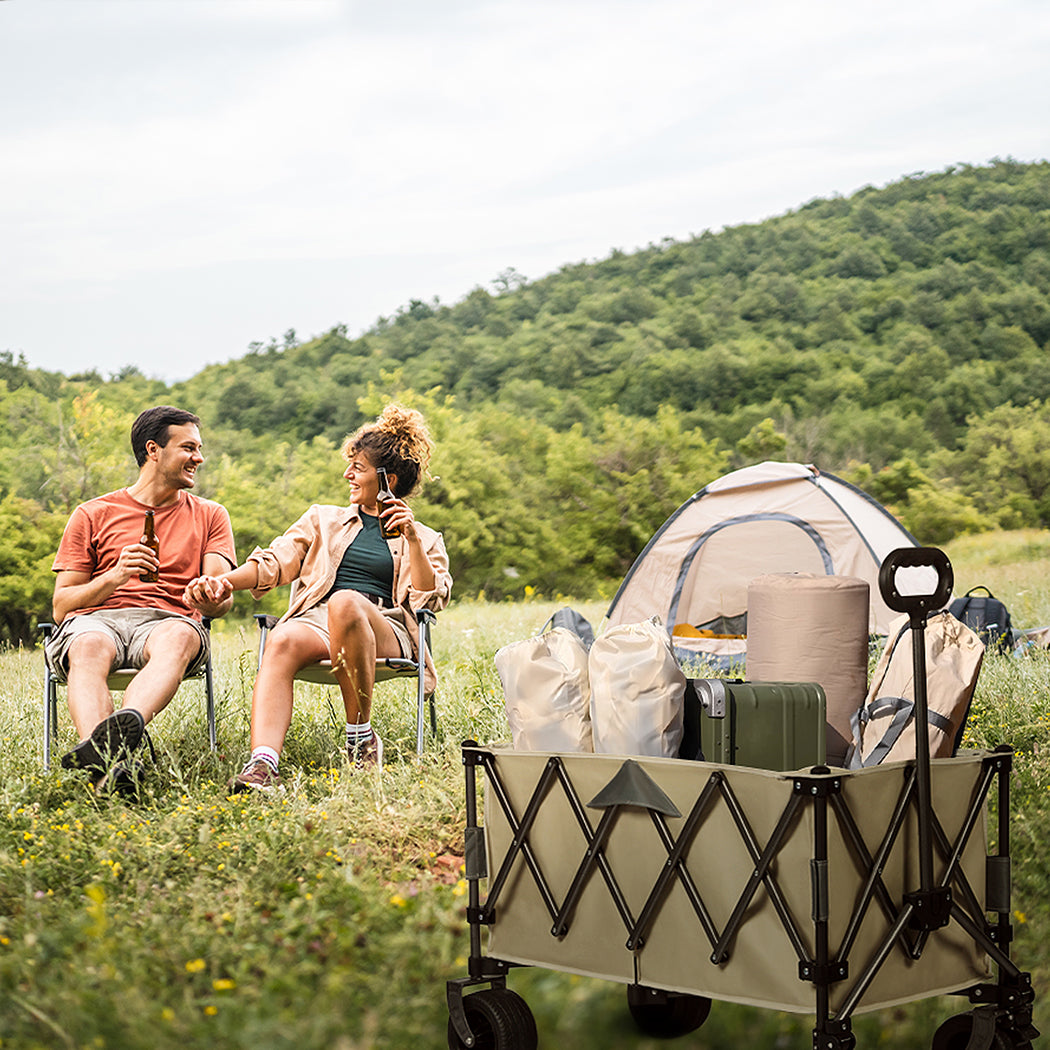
[291,656,419,685]
[254,607,438,753]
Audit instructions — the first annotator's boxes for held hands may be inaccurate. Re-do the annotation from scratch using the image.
[184,574,234,610]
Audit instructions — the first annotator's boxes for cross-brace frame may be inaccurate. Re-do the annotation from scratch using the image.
[448,741,1037,1050]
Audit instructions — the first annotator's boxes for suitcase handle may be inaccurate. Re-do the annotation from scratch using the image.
[878,546,954,619]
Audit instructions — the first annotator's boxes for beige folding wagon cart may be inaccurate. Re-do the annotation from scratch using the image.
[446,549,1038,1050]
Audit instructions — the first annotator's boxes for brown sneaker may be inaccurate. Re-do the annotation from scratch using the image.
[348,730,383,773]
[227,758,282,793]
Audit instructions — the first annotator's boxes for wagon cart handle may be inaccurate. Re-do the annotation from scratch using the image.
[878,546,953,622]
[878,547,955,926]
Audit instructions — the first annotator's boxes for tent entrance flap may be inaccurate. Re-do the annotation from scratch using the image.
[669,514,835,638]
[607,462,920,662]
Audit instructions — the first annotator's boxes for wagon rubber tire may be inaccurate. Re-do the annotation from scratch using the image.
[447,987,538,1050]
[931,1012,1017,1050]
[626,984,712,1038]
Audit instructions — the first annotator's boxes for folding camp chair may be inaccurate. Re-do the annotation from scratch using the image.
[41,618,216,770]
[254,606,438,755]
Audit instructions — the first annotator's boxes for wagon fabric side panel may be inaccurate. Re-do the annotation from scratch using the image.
[823,755,991,1014]
[482,749,989,1015]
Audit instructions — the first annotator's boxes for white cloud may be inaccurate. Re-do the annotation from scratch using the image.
[1,0,1049,378]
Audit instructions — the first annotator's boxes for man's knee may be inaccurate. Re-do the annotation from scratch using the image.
[66,632,119,673]
[142,620,203,670]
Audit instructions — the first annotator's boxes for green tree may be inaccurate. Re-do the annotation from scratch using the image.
[940,402,1050,528]
[37,392,137,512]
[844,458,985,544]
[0,494,67,645]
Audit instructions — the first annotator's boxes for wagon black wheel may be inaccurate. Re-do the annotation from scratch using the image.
[931,1013,1015,1050]
[447,987,538,1050]
[626,984,712,1038]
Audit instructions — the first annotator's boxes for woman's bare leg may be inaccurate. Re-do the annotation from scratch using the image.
[250,622,328,753]
[325,591,402,726]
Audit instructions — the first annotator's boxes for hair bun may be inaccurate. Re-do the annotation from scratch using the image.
[374,404,433,474]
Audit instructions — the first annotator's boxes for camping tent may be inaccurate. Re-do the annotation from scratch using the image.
[606,461,920,667]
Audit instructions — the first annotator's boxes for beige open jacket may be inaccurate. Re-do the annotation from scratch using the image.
[246,503,452,693]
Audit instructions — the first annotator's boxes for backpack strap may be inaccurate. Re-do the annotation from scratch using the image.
[851,697,959,769]
[851,695,914,768]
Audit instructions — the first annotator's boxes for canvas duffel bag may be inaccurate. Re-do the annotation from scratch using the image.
[849,611,984,767]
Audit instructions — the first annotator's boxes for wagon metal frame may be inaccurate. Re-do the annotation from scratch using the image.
[447,742,1036,1050]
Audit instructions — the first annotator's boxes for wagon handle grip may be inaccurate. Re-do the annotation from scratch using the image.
[878,546,953,622]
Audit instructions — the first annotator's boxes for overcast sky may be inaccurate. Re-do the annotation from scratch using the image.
[2,0,1049,383]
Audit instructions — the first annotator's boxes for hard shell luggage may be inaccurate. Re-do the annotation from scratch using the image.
[680,678,826,770]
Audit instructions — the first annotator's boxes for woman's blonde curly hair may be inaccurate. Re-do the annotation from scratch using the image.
[342,403,434,498]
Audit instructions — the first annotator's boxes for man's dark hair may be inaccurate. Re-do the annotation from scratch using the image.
[131,406,201,467]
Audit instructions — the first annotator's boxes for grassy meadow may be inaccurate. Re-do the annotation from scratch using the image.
[1,534,1048,1049]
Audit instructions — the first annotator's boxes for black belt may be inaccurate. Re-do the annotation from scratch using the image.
[363,592,394,610]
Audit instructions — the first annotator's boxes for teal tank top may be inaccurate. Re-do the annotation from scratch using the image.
[326,511,394,602]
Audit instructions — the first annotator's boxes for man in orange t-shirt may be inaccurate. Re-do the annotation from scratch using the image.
[45,406,236,786]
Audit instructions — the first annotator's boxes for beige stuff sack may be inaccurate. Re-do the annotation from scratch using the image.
[589,617,686,758]
[850,611,984,767]
[495,627,593,752]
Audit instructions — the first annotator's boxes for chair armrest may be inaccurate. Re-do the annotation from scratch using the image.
[414,609,437,626]
[40,621,55,641]
[255,614,280,631]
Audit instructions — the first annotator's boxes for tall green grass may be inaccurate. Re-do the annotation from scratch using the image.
[0,549,1047,1050]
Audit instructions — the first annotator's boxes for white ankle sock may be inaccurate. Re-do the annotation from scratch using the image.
[346,720,372,747]
[249,746,280,773]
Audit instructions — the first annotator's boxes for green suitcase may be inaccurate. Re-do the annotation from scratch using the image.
[681,679,827,771]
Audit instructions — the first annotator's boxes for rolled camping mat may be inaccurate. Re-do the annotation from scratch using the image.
[747,574,869,767]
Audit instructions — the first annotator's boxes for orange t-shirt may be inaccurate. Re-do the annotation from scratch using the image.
[52,488,237,619]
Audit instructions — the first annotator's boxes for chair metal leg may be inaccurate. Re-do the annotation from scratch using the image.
[416,665,427,755]
[43,668,54,771]
[205,656,216,751]
[202,617,217,751]
[415,610,437,755]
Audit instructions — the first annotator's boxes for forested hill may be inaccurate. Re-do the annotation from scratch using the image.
[177,158,1050,459]
[2,158,1050,643]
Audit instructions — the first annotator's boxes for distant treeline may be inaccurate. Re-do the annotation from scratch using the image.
[2,158,1050,644]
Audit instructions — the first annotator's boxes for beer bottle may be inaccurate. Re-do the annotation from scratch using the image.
[140,510,160,582]
[376,468,400,539]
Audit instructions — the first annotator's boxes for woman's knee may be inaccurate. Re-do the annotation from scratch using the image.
[326,591,372,633]
[262,625,325,672]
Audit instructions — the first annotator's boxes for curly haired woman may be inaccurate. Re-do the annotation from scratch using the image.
[185,404,452,790]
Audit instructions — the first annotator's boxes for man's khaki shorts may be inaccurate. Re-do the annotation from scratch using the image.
[44,608,210,680]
